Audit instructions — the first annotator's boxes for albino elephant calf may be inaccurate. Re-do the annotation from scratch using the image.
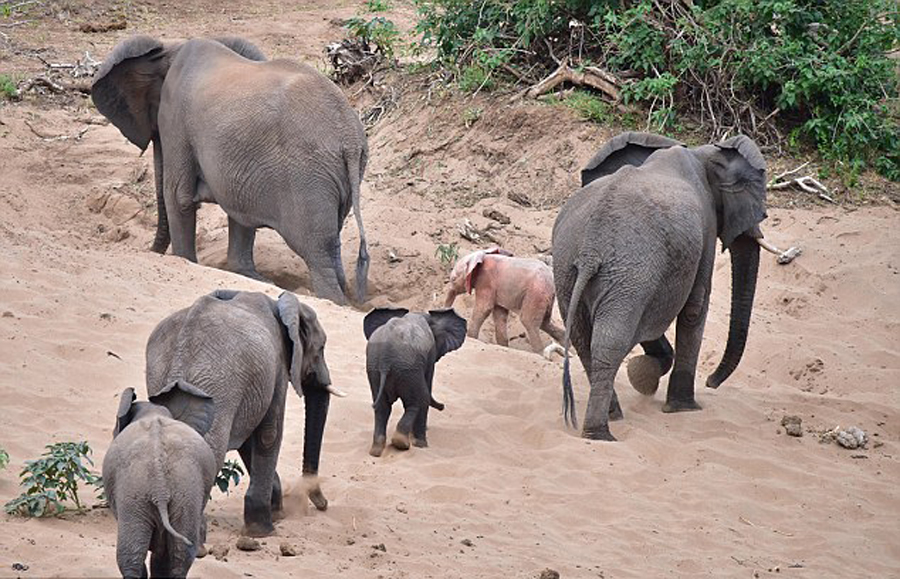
[103,386,217,579]
[445,248,564,352]
[363,308,467,456]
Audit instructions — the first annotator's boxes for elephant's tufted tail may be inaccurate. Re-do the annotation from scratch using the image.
[345,148,369,303]
[371,370,387,408]
[561,258,599,430]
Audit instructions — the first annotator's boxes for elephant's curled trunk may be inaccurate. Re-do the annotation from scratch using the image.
[706,235,760,388]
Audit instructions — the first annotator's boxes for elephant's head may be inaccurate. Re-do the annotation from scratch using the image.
[275,291,338,493]
[444,247,514,307]
[700,135,767,388]
[363,307,468,361]
[114,384,213,437]
[91,35,266,152]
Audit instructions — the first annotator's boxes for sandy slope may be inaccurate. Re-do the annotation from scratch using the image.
[1,1,899,577]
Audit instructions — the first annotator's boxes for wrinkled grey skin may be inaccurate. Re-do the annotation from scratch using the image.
[92,35,369,305]
[363,308,467,457]
[146,290,335,537]
[554,132,767,441]
[103,386,217,579]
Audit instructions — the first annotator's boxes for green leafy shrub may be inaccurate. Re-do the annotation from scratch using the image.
[0,74,17,99]
[345,16,401,60]
[0,448,9,469]
[364,0,392,12]
[214,459,244,496]
[414,0,900,180]
[4,442,103,517]
[435,242,459,267]
[564,89,612,124]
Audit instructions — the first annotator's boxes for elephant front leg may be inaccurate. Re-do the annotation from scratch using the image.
[239,409,283,537]
[412,377,431,448]
[663,283,709,413]
[226,217,266,281]
[467,293,493,340]
[627,335,675,396]
[392,397,421,451]
[492,307,510,347]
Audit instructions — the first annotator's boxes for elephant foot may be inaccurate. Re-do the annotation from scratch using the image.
[303,476,328,511]
[609,397,624,421]
[581,426,617,442]
[627,355,664,396]
[242,521,275,538]
[413,436,428,448]
[369,438,386,457]
[228,264,269,283]
[196,544,208,559]
[391,430,411,451]
[662,398,703,413]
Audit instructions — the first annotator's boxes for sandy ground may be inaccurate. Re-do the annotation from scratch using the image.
[1,1,899,578]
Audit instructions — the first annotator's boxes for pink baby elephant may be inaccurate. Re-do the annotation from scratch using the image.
[444,248,564,352]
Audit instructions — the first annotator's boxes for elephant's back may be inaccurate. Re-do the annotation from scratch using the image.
[366,318,432,371]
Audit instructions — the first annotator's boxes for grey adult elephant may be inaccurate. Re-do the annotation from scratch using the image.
[554,132,769,441]
[92,35,369,304]
[145,289,343,537]
[103,386,217,578]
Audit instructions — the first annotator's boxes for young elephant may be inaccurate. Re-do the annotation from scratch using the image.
[363,308,467,456]
[103,386,217,579]
[444,248,564,352]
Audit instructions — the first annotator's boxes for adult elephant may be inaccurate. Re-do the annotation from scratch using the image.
[554,132,769,441]
[92,36,369,305]
[146,289,344,536]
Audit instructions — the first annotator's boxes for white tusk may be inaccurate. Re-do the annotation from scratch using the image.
[755,236,802,265]
[326,385,348,398]
[543,342,565,360]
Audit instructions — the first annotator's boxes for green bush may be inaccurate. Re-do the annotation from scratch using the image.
[4,442,103,517]
[564,89,612,124]
[213,459,244,496]
[346,16,401,60]
[0,74,17,99]
[414,0,900,180]
[0,448,9,469]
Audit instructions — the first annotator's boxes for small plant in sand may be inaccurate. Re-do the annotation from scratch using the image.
[364,0,392,12]
[213,459,244,496]
[435,242,459,267]
[0,447,9,469]
[462,106,483,127]
[0,74,17,100]
[4,441,103,517]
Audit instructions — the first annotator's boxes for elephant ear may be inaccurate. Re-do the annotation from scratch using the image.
[113,387,137,437]
[211,288,240,301]
[92,35,178,151]
[462,247,512,294]
[427,308,467,360]
[581,132,684,186]
[212,36,267,61]
[363,307,409,340]
[277,292,326,393]
[149,380,214,437]
[709,135,768,250]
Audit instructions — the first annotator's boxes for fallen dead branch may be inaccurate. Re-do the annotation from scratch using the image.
[516,59,621,102]
[24,119,89,142]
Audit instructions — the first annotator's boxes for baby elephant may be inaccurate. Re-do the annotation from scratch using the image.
[363,308,467,456]
[103,385,217,579]
[444,248,564,352]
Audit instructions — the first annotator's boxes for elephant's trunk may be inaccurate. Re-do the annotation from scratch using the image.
[300,384,330,477]
[706,234,760,388]
[150,134,171,254]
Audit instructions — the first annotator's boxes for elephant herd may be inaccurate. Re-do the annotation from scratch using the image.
[91,35,775,577]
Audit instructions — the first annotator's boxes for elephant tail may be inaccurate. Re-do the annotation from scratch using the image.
[371,370,388,408]
[429,395,445,411]
[148,418,192,547]
[156,500,193,547]
[561,258,598,430]
[345,148,369,303]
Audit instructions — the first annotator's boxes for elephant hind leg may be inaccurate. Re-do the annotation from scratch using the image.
[541,313,566,345]
[282,229,347,305]
[492,306,509,347]
[116,518,151,578]
[627,335,674,396]
[226,217,266,281]
[582,316,637,440]
[521,293,556,352]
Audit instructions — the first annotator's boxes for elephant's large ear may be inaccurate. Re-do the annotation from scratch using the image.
[461,248,510,294]
[708,135,768,250]
[363,307,409,340]
[212,36,267,61]
[277,292,327,392]
[581,132,684,186]
[149,380,214,437]
[113,387,137,437]
[91,35,178,151]
[427,309,467,360]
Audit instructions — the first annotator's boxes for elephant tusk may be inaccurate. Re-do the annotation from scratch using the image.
[755,236,802,265]
[326,384,348,398]
[542,342,565,361]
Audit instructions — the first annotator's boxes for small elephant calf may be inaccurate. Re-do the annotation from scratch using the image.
[363,308,467,457]
[103,384,216,579]
[445,248,564,352]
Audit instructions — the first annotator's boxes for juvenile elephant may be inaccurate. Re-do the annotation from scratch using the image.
[554,132,770,441]
[444,248,564,352]
[146,289,343,536]
[362,308,467,456]
[103,386,217,578]
[92,36,369,304]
